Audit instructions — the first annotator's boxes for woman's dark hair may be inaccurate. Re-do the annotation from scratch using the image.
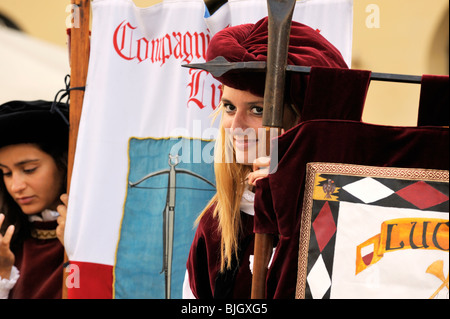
[0,142,67,251]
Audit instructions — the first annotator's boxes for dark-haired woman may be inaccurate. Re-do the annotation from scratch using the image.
[0,100,68,299]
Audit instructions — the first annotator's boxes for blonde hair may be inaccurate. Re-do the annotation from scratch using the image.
[196,105,251,271]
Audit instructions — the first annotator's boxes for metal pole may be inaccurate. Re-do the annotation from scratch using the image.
[251,0,296,299]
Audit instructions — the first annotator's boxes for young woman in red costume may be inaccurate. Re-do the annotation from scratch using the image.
[0,100,68,299]
[184,17,348,299]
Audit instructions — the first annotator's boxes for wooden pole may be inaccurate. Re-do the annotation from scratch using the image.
[62,0,91,299]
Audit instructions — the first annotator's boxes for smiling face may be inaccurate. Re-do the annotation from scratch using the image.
[0,144,64,215]
[220,86,266,165]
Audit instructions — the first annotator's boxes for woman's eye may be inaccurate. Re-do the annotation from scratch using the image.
[223,103,236,113]
[251,106,264,116]
[23,167,37,174]
[1,170,11,177]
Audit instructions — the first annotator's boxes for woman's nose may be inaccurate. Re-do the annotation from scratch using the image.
[230,110,247,131]
[10,174,26,193]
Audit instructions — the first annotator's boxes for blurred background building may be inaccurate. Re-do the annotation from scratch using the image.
[0,0,448,126]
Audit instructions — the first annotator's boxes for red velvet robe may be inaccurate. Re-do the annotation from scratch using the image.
[10,220,64,299]
[186,205,255,299]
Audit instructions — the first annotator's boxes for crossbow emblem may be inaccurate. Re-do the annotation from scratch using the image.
[129,154,215,299]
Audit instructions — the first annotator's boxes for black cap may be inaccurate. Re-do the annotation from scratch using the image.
[0,100,69,150]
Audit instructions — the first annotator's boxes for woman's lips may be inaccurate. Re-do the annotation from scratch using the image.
[234,138,258,150]
[16,196,35,205]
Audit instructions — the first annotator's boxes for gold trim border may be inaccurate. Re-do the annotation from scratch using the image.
[31,228,57,240]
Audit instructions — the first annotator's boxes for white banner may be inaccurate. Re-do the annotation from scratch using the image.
[332,202,448,299]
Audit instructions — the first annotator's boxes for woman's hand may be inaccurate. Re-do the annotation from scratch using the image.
[56,194,68,246]
[0,213,15,279]
[248,156,270,186]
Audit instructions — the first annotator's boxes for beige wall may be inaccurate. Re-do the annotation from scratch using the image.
[1,0,448,126]
[0,0,70,47]
[352,0,449,126]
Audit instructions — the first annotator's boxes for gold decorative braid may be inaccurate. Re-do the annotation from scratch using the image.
[31,228,57,240]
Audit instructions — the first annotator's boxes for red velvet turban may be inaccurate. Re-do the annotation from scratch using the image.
[206,17,348,113]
